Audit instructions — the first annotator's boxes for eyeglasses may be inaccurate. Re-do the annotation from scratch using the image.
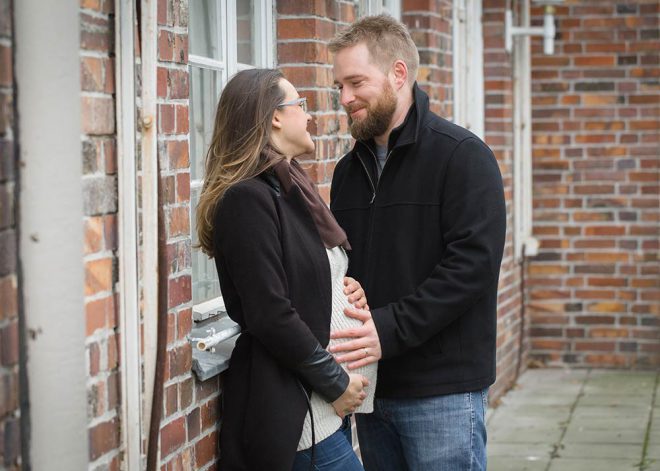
[278,97,308,113]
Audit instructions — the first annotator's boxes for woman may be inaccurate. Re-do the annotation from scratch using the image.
[196,68,377,470]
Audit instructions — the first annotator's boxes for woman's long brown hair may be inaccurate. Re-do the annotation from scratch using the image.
[196,68,286,256]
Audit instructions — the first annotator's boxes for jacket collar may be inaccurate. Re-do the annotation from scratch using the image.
[353,82,429,157]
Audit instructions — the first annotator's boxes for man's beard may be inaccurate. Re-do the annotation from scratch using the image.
[346,82,397,141]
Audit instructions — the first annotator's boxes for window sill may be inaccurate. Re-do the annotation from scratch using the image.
[190,310,241,381]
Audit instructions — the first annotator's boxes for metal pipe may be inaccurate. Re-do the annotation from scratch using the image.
[195,325,242,351]
[115,0,143,468]
[140,0,159,453]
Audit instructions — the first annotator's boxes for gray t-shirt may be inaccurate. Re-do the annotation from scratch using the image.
[375,144,388,178]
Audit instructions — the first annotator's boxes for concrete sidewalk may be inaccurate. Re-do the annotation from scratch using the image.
[486,368,659,470]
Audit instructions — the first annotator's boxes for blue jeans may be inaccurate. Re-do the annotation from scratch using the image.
[292,416,364,471]
[355,388,488,471]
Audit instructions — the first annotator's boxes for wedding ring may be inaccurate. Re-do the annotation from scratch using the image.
[364,348,369,357]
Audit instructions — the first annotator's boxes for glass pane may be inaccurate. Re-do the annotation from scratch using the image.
[190,0,222,60]
[236,0,256,65]
[190,66,222,181]
[191,188,223,304]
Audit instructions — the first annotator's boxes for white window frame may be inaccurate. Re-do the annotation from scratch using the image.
[360,0,402,19]
[189,0,275,321]
[453,0,485,139]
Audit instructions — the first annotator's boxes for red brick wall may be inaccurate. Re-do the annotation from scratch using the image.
[527,0,660,368]
[403,0,454,117]
[0,0,21,468]
[277,0,357,200]
[156,0,220,469]
[79,0,122,467]
[482,0,527,400]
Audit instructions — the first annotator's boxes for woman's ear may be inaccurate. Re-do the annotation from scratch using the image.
[272,109,283,130]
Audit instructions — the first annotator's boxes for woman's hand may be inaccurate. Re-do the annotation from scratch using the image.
[332,373,369,418]
[344,277,369,310]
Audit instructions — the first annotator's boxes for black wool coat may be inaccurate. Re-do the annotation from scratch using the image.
[213,174,333,470]
[331,83,507,399]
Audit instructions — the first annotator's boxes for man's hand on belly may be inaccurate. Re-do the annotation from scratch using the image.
[329,307,382,369]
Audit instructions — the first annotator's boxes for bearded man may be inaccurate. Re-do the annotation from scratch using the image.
[327,14,507,471]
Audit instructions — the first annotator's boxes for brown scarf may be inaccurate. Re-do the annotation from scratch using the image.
[263,146,351,251]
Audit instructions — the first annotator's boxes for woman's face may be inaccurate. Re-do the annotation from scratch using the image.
[272,78,315,156]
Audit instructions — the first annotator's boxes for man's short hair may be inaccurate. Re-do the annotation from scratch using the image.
[329,14,419,84]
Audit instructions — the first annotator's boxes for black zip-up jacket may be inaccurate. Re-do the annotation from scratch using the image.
[330,83,506,398]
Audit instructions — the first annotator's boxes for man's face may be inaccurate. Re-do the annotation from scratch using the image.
[333,43,398,141]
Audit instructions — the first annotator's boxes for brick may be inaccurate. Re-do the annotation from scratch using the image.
[84,217,104,255]
[0,276,17,320]
[168,206,190,237]
[575,340,616,351]
[194,431,218,468]
[107,333,118,369]
[88,342,100,377]
[80,13,113,52]
[81,96,115,135]
[195,377,218,402]
[164,383,177,417]
[167,141,189,170]
[85,296,114,336]
[168,69,189,99]
[107,371,119,410]
[0,321,18,366]
[83,175,118,216]
[81,56,104,92]
[160,416,186,457]
[175,105,189,134]
[277,18,336,41]
[0,45,11,88]
[89,417,119,461]
[180,377,193,410]
[168,343,192,378]
[84,257,113,295]
[177,308,192,340]
[200,398,218,431]
[159,104,176,134]
[104,214,118,251]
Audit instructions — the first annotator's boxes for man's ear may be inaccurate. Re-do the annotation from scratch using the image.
[272,110,283,130]
[392,60,408,90]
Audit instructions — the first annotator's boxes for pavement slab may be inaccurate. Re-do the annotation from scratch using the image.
[487,368,659,471]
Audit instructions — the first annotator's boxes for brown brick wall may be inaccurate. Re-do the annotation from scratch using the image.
[403,0,454,117]
[277,0,358,200]
[80,0,122,468]
[482,0,527,401]
[156,0,220,469]
[0,0,21,468]
[527,0,660,368]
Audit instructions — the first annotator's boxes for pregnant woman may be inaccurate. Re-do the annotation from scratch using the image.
[195,68,376,471]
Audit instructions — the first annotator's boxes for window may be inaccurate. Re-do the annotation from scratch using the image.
[360,0,401,18]
[453,0,485,139]
[189,0,274,320]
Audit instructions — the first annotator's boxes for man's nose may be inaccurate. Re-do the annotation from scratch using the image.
[340,87,354,107]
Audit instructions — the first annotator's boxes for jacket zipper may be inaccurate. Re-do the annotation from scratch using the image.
[354,144,395,298]
[355,150,376,203]
[356,144,394,204]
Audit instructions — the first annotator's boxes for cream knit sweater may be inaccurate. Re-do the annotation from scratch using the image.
[297,247,378,451]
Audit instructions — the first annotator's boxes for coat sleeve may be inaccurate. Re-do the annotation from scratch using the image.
[371,137,507,359]
[215,183,348,401]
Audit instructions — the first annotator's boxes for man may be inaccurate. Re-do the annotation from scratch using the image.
[327,15,506,471]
